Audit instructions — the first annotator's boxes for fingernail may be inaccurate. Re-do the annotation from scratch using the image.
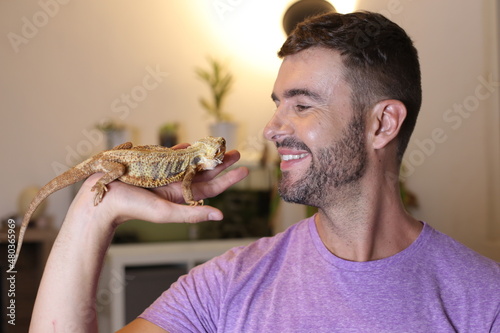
[208,212,222,221]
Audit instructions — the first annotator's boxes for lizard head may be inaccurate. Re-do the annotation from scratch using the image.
[194,136,226,170]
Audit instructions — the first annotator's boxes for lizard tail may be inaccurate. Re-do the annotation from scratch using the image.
[7,166,93,272]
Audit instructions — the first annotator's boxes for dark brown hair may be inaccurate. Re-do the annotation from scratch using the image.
[278,11,422,161]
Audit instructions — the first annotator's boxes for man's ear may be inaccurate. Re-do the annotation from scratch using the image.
[368,99,407,150]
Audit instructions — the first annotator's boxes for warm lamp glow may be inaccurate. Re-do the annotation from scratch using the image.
[188,0,358,72]
[333,0,358,13]
[189,1,288,73]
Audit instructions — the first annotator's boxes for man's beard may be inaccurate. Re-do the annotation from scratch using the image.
[277,113,367,208]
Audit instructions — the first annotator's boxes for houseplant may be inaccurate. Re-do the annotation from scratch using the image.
[195,57,237,147]
[96,120,127,149]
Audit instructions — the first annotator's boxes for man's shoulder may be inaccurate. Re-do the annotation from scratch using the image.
[422,223,500,282]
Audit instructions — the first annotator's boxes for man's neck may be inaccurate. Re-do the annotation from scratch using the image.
[314,176,422,262]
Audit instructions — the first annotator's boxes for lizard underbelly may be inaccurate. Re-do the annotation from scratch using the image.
[118,157,193,188]
[118,170,186,188]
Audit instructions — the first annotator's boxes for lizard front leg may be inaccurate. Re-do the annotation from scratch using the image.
[90,161,127,206]
[182,165,203,206]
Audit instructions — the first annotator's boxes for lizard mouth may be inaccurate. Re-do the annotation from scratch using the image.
[215,146,225,165]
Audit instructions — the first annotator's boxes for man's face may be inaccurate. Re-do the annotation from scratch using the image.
[264,47,367,207]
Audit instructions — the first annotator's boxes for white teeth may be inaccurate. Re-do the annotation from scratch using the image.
[281,153,308,161]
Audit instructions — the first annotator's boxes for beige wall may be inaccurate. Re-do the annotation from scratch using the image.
[1,0,499,259]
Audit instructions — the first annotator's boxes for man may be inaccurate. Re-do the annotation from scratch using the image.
[31,11,499,332]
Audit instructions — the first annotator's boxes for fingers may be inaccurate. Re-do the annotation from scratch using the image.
[191,165,249,201]
[76,176,225,226]
[171,143,190,149]
[116,194,224,224]
[193,149,249,199]
[193,149,243,182]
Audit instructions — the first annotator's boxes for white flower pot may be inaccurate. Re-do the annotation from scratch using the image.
[210,121,238,150]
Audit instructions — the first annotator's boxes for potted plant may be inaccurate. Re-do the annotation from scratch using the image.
[195,57,237,147]
[159,122,179,147]
[96,120,127,149]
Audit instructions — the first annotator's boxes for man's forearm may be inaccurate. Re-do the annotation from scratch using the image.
[30,183,117,332]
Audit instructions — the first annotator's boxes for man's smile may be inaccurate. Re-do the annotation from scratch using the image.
[277,147,311,171]
[280,152,309,161]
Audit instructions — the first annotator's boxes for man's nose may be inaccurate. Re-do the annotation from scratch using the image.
[263,108,292,142]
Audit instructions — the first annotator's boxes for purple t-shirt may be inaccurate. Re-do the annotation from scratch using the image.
[140,217,500,332]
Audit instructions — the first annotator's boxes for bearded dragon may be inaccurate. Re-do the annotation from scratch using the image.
[7,136,226,272]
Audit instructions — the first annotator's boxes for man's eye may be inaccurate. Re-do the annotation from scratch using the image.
[295,105,310,112]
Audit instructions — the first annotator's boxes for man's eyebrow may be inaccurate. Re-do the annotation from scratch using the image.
[271,89,324,103]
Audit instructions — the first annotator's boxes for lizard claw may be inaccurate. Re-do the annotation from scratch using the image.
[188,200,204,206]
[91,182,108,206]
